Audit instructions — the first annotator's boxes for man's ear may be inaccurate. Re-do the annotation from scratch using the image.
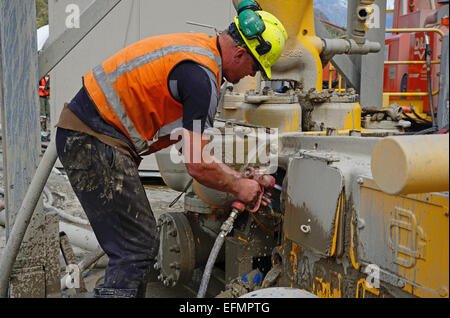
[233,47,247,63]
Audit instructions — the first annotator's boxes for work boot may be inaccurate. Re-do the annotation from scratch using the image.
[136,282,148,298]
[93,287,139,298]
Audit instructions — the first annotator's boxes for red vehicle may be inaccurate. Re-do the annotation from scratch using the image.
[322,0,448,123]
[384,0,449,119]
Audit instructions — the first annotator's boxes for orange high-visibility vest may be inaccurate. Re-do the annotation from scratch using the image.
[39,76,49,97]
[83,33,222,154]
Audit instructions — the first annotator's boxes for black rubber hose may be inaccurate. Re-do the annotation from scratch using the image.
[402,111,422,125]
[409,104,432,124]
[425,35,437,128]
[426,67,436,128]
[403,126,437,135]
[413,127,438,135]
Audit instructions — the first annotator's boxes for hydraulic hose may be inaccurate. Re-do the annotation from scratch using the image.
[0,140,58,298]
[425,34,437,129]
[197,207,242,298]
[197,169,275,298]
[196,231,226,298]
[410,104,432,124]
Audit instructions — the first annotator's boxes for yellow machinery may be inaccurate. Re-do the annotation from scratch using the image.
[154,0,449,298]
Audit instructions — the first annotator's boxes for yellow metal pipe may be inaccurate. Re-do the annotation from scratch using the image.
[328,67,333,89]
[371,134,449,195]
[257,0,323,90]
[383,89,439,97]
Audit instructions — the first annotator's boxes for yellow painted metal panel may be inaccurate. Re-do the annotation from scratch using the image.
[360,179,449,298]
[343,103,362,130]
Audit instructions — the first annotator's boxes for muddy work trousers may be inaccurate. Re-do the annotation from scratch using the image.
[56,128,159,297]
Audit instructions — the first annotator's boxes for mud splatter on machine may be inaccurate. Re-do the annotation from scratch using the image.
[155,0,449,298]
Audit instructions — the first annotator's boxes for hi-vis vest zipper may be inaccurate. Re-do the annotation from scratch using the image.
[83,33,222,154]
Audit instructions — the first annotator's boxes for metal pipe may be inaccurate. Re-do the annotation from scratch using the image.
[386,28,445,38]
[255,0,324,88]
[60,247,105,291]
[0,140,57,297]
[1,212,99,252]
[42,186,90,226]
[384,60,440,65]
[352,0,376,44]
[321,38,381,56]
[328,66,333,89]
[371,134,449,195]
[383,89,440,97]
[59,221,100,252]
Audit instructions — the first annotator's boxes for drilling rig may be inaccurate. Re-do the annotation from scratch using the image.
[154,0,449,298]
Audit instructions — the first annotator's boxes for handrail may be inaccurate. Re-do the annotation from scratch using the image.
[328,64,345,92]
[383,89,440,97]
[386,27,445,38]
[326,27,445,96]
[383,27,444,99]
[384,60,440,65]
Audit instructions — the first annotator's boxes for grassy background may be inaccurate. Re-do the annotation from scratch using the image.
[36,0,48,28]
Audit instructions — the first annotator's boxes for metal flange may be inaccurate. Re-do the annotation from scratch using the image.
[155,212,196,287]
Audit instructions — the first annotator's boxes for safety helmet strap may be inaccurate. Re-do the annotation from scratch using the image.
[228,22,265,73]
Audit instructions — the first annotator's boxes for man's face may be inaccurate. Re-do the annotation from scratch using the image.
[225,47,259,84]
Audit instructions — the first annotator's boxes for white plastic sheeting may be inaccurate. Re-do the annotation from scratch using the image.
[37,24,49,51]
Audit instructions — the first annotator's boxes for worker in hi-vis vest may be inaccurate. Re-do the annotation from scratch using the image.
[39,74,50,129]
[55,2,287,298]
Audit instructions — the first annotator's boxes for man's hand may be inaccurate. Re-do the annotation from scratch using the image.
[232,178,262,205]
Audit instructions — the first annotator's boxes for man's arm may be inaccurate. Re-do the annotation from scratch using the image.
[182,128,261,205]
[170,63,262,205]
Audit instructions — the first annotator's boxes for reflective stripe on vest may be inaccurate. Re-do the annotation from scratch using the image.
[91,45,222,154]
